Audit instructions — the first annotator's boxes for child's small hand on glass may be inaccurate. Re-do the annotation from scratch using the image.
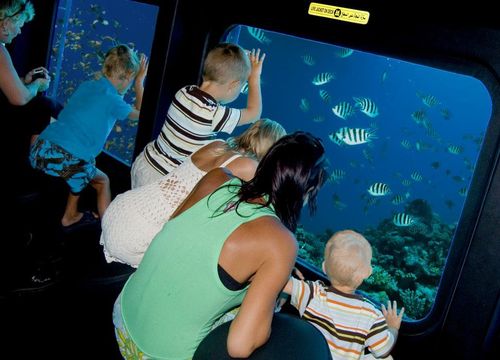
[248,48,266,80]
[381,300,404,330]
[135,54,149,86]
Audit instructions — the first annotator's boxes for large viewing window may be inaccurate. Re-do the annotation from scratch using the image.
[225,25,492,320]
[48,0,158,165]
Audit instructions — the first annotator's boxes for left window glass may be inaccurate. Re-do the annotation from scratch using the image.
[48,0,158,165]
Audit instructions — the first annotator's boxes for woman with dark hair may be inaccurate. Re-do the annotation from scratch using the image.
[112,131,327,359]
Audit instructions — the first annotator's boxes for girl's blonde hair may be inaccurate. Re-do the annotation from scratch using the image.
[0,0,34,22]
[102,44,140,79]
[224,118,287,160]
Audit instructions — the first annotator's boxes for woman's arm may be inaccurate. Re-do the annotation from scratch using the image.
[0,46,46,105]
[225,218,298,358]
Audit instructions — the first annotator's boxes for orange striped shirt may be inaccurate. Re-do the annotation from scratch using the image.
[290,278,395,359]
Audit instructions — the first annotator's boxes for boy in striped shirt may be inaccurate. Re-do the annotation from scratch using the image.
[131,43,265,188]
[283,230,404,359]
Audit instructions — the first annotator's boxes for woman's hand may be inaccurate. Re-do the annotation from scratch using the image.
[33,77,50,92]
[24,67,49,84]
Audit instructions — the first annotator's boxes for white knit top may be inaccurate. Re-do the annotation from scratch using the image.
[100,151,242,268]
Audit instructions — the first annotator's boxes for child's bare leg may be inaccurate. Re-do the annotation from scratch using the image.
[61,192,82,226]
[90,169,111,218]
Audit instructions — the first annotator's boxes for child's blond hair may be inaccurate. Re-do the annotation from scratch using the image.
[324,230,373,289]
[202,42,250,85]
[102,44,140,79]
[223,118,287,161]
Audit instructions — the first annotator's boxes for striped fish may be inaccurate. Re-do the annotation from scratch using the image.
[336,47,354,58]
[328,133,346,147]
[329,169,346,183]
[312,115,324,123]
[410,171,423,182]
[367,182,391,196]
[417,92,440,107]
[400,140,412,149]
[312,72,335,85]
[299,98,310,112]
[402,179,412,186]
[458,187,467,197]
[411,110,427,125]
[391,192,410,205]
[247,27,271,44]
[319,89,331,103]
[393,213,416,227]
[301,54,315,66]
[335,127,377,145]
[448,145,463,155]
[332,101,355,120]
[353,97,379,118]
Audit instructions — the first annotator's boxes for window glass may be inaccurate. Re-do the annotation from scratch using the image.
[48,0,158,165]
[225,25,492,320]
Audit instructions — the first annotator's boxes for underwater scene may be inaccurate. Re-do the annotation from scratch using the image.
[226,25,491,320]
[45,2,493,320]
[47,0,158,165]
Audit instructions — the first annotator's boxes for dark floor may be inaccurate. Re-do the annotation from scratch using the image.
[2,172,134,359]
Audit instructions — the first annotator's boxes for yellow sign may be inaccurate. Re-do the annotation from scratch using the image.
[308,2,370,25]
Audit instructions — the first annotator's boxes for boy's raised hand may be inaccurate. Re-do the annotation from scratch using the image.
[135,54,149,86]
[381,300,405,330]
[248,48,266,80]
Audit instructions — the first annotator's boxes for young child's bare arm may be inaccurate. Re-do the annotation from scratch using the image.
[238,49,265,126]
[128,54,149,120]
[379,300,405,356]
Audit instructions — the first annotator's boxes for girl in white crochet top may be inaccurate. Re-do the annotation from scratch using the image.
[100,119,286,268]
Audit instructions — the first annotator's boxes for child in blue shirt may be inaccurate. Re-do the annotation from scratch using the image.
[30,44,148,231]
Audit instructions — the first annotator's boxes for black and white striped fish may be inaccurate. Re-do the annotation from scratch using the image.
[319,89,331,103]
[411,110,427,125]
[410,171,423,182]
[336,47,354,58]
[332,101,355,120]
[299,98,310,112]
[448,145,463,155]
[400,139,412,149]
[335,127,377,145]
[417,92,440,107]
[393,213,416,227]
[353,97,379,118]
[301,54,315,66]
[247,27,271,44]
[328,132,346,147]
[312,72,335,85]
[329,169,346,183]
[391,192,410,205]
[367,182,391,196]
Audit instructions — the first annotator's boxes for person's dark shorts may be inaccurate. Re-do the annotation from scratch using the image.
[29,138,96,194]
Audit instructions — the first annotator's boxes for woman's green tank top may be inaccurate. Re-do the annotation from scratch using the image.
[120,177,277,359]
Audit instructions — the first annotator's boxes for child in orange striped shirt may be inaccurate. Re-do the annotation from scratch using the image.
[283,230,404,360]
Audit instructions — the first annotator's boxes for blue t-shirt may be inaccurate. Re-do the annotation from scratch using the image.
[40,77,132,161]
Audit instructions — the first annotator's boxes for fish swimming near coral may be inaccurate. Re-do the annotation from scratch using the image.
[393,212,417,227]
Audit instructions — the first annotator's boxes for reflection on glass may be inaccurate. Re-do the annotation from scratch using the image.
[226,25,492,320]
[48,0,158,165]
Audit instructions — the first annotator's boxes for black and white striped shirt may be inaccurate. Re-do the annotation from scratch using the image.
[144,85,241,175]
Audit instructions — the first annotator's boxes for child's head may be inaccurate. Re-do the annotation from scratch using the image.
[0,0,34,44]
[202,43,250,103]
[226,118,286,160]
[102,44,140,94]
[323,230,373,290]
